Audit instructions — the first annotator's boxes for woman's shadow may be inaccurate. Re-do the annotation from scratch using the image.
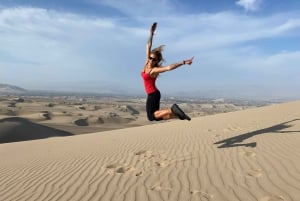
[214,119,300,148]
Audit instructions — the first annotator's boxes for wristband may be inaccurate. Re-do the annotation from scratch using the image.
[183,60,186,65]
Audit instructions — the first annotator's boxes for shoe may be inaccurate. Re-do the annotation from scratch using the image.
[171,104,191,121]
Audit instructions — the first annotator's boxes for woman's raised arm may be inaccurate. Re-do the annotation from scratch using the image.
[146,22,157,61]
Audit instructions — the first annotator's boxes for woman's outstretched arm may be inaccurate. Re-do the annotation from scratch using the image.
[146,22,157,61]
[151,56,194,75]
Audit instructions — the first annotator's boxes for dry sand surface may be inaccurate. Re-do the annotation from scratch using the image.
[0,100,299,201]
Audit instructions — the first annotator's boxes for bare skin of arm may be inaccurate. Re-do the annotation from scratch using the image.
[145,22,157,64]
[149,56,194,77]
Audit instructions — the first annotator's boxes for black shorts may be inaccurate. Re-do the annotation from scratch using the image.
[146,90,163,121]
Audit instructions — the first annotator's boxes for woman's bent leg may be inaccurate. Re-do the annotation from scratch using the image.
[154,109,176,120]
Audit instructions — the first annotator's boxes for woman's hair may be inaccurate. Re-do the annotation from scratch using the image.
[151,45,165,66]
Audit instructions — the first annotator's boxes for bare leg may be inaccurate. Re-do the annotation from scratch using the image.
[154,109,177,120]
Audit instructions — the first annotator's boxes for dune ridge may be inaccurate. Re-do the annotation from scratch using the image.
[0,101,300,201]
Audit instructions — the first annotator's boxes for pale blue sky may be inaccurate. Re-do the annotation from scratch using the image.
[0,0,300,99]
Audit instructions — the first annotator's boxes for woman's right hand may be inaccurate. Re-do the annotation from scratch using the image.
[184,56,194,65]
[151,22,157,35]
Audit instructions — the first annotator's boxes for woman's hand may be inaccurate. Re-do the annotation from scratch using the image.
[150,22,157,35]
[184,56,194,65]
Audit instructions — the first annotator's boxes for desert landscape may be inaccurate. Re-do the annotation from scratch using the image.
[0,92,269,143]
[1,0,300,200]
[0,92,299,201]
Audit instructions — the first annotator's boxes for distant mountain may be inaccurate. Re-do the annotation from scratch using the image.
[0,84,27,94]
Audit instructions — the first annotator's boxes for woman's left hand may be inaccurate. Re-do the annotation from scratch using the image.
[151,22,157,35]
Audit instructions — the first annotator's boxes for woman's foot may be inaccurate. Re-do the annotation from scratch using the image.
[171,104,191,121]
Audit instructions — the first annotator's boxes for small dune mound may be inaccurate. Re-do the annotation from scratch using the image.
[97,112,134,124]
[40,111,52,120]
[73,118,89,126]
[46,103,55,107]
[97,117,105,124]
[7,102,16,108]
[75,105,86,110]
[94,105,102,111]
[7,97,25,103]
[13,98,25,103]
[0,117,73,144]
[107,112,133,123]
[87,117,105,124]
[118,105,139,115]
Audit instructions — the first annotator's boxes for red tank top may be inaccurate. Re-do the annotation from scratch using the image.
[141,71,158,94]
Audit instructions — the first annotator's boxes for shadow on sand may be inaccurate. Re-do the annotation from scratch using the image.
[0,117,74,144]
[214,119,300,148]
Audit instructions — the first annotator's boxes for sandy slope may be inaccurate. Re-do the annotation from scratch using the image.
[0,101,300,201]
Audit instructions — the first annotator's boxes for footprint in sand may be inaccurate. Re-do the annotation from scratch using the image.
[246,168,263,178]
[135,150,155,160]
[223,125,242,132]
[259,195,285,201]
[155,158,173,168]
[149,183,172,192]
[106,163,136,174]
[135,171,143,176]
[106,163,120,169]
[239,151,256,158]
[190,190,214,200]
[134,150,175,175]
[222,128,231,132]
[135,150,170,165]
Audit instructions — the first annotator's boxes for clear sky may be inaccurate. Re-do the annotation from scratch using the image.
[1,0,300,99]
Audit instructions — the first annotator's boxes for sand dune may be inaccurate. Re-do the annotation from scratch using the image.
[0,101,300,201]
[0,96,152,134]
[73,118,89,126]
[0,117,73,143]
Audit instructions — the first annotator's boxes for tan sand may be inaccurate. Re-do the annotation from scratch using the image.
[0,101,299,201]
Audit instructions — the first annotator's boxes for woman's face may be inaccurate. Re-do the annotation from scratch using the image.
[149,53,158,66]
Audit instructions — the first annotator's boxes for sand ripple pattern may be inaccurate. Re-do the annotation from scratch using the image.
[0,101,300,201]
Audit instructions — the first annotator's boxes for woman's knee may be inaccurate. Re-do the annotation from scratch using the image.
[148,113,162,121]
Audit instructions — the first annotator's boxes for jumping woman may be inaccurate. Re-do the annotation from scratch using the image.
[141,22,194,121]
